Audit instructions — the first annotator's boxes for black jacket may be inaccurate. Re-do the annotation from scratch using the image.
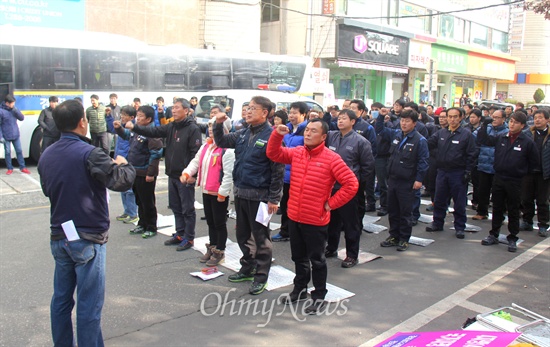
[428,126,478,172]
[477,126,540,182]
[132,117,202,179]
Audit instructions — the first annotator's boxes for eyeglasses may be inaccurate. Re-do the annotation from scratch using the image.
[247,106,264,112]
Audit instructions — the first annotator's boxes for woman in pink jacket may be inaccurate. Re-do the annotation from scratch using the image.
[181,115,235,266]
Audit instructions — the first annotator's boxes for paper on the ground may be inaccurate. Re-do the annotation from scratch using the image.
[157,213,174,228]
[451,223,483,232]
[269,222,281,231]
[265,265,295,291]
[363,223,387,234]
[61,220,80,241]
[255,202,273,227]
[420,199,432,206]
[417,214,432,224]
[194,201,204,210]
[409,236,434,247]
[362,215,381,224]
[308,283,355,303]
[227,209,237,220]
[192,236,235,254]
[190,271,224,281]
[337,249,382,264]
[219,243,242,272]
[498,234,524,245]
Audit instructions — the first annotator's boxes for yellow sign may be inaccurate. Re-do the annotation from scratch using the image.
[467,53,515,80]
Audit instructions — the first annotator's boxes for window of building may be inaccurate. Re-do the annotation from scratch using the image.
[492,30,509,53]
[398,2,430,34]
[470,22,489,48]
[261,0,280,22]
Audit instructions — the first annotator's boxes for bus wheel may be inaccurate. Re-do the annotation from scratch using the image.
[30,129,42,163]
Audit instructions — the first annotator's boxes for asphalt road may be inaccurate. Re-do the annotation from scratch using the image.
[1,163,548,346]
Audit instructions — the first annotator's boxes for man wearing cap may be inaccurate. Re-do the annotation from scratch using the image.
[126,98,202,251]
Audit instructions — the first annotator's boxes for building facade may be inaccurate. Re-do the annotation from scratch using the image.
[261,0,519,107]
[502,9,550,104]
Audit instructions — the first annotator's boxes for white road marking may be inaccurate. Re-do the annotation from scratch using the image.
[21,172,42,188]
[360,238,550,346]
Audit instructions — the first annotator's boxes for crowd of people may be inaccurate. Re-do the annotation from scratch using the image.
[2,90,546,345]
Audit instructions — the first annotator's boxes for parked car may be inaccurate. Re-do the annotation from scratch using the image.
[194,89,324,125]
[478,100,515,110]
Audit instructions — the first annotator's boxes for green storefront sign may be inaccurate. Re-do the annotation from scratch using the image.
[431,45,468,74]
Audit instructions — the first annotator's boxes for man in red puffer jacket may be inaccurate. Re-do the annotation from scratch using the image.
[267,118,358,315]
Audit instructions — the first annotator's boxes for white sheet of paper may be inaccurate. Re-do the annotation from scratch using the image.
[190,271,224,281]
[61,220,80,241]
[255,202,272,227]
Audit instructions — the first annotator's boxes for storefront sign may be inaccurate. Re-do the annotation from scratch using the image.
[467,53,515,80]
[409,40,432,69]
[337,24,409,66]
[431,45,468,74]
[322,0,335,14]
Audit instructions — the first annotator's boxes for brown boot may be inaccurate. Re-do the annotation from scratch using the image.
[200,244,214,263]
[206,249,225,267]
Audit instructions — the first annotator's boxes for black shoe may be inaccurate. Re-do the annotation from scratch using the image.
[519,221,533,231]
[507,239,517,252]
[341,257,358,268]
[200,216,207,220]
[397,240,409,251]
[324,249,338,258]
[426,204,434,212]
[481,234,499,246]
[175,238,194,251]
[279,289,308,305]
[129,225,145,234]
[249,281,267,295]
[365,205,376,212]
[426,223,443,232]
[228,271,255,283]
[377,209,388,216]
[380,236,399,247]
[455,230,465,239]
[411,219,418,226]
[164,234,183,245]
[305,299,326,315]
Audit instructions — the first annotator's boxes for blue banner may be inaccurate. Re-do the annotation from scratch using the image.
[14,92,83,115]
[0,0,85,30]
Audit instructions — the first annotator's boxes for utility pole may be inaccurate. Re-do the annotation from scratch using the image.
[428,59,434,104]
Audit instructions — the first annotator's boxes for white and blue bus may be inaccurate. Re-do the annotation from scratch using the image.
[0,26,311,161]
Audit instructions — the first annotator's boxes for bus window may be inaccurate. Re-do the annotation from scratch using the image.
[81,50,137,90]
[188,56,230,91]
[110,72,134,88]
[139,53,187,91]
[14,46,78,89]
[232,58,269,89]
[0,45,13,84]
[53,70,76,89]
[269,62,305,90]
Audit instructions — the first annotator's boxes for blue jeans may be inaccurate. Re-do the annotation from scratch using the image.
[168,177,196,240]
[3,137,26,170]
[50,239,106,347]
[121,189,137,217]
